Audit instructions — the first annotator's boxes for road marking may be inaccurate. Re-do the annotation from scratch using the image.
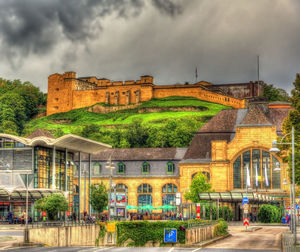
[168,247,174,252]
[191,248,202,252]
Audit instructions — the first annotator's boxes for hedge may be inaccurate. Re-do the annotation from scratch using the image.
[116,219,212,246]
[213,218,228,236]
[258,204,282,223]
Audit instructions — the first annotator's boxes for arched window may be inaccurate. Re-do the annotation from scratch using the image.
[142,162,150,174]
[137,184,152,213]
[138,184,152,193]
[93,162,101,175]
[162,184,177,193]
[117,162,125,174]
[192,172,210,181]
[167,162,175,174]
[233,149,281,190]
[116,183,128,191]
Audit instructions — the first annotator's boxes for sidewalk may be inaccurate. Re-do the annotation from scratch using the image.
[0,225,24,230]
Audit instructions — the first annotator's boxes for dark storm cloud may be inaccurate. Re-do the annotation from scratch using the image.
[0,0,299,93]
[0,0,181,64]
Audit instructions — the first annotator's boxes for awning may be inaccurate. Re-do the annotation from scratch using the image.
[0,187,64,201]
[198,192,282,203]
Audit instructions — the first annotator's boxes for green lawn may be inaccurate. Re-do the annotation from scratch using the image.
[23,96,230,137]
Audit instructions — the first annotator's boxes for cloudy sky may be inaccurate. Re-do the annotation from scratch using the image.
[0,0,299,93]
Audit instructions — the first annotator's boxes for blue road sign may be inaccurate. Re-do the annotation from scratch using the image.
[164,228,177,243]
[296,204,300,210]
[242,197,249,205]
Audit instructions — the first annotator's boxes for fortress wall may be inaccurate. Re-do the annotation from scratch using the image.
[72,89,106,110]
[47,73,75,115]
[71,85,153,109]
[153,86,245,108]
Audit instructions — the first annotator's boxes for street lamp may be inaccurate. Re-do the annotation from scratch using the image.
[270,126,296,244]
[106,157,115,220]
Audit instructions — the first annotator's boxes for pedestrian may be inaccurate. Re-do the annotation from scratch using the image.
[8,211,13,224]
[72,211,76,221]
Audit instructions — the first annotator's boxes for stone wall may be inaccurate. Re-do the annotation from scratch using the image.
[28,223,215,246]
[185,225,215,245]
[28,225,112,247]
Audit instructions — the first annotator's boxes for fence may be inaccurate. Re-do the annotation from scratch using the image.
[281,231,300,252]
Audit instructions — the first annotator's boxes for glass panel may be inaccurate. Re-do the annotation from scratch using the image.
[233,156,241,189]
[138,195,152,213]
[173,185,177,193]
[162,194,176,212]
[168,184,172,193]
[167,162,174,173]
[143,184,147,193]
[262,151,271,189]
[148,185,152,193]
[162,185,166,193]
[272,156,281,189]
[207,173,210,181]
[252,149,261,189]
[138,185,141,193]
[243,151,251,189]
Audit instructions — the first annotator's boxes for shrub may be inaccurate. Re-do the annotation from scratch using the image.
[116,219,211,246]
[258,204,282,223]
[213,218,228,236]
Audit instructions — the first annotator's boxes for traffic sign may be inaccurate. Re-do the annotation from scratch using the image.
[242,197,249,205]
[164,229,177,243]
[243,217,250,226]
[243,203,249,210]
[296,205,300,210]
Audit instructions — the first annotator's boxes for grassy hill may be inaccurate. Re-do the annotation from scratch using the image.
[23,96,231,148]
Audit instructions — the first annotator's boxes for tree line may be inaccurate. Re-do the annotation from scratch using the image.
[0,78,46,135]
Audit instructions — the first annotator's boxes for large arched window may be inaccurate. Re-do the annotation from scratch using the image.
[137,184,152,213]
[233,149,281,190]
[192,172,210,181]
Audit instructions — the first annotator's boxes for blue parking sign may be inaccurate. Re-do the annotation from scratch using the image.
[242,197,248,205]
[164,229,177,243]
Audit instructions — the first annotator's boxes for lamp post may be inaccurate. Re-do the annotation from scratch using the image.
[270,126,296,244]
[106,157,115,221]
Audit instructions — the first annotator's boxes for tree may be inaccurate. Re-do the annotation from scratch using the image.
[35,193,68,220]
[90,182,108,214]
[262,84,290,102]
[282,73,300,184]
[184,173,212,202]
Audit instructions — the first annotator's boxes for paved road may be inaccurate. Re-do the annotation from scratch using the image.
[0,231,23,237]
[206,226,287,251]
[4,247,280,252]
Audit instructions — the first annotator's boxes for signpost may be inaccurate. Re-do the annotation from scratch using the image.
[242,197,249,205]
[243,217,250,229]
[164,229,177,243]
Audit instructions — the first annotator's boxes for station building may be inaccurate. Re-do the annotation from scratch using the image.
[74,101,293,220]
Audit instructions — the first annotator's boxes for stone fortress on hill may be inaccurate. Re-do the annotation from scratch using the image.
[47,71,265,115]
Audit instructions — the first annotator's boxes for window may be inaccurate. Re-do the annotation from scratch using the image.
[137,184,152,213]
[191,172,210,181]
[232,149,281,190]
[142,162,150,174]
[162,184,177,193]
[93,162,101,175]
[162,184,177,212]
[167,162,175,174]
[116,183,128,191]
[138,184,152,193]
[117,162,125,174]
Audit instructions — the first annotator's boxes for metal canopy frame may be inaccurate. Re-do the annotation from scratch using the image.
[0,187,64,201]
[198,192,280,203]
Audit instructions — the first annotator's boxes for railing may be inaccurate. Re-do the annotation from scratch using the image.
[28,220,95,228]
[282,231,298,252]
